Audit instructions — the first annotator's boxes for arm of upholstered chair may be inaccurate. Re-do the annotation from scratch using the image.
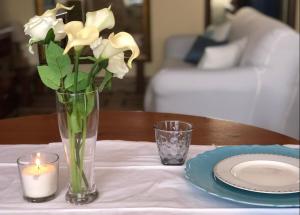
[145,67,259,124]
[164,35,197,60]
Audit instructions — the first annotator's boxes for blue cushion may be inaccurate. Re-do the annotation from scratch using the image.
[184,36,227,65]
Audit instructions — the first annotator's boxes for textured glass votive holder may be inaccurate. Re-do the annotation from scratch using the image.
[17,152,59,203]
[154,121,193,165]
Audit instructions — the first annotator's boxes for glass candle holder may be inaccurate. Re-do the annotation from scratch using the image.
[154,121,193,165]
[17,152,59,203]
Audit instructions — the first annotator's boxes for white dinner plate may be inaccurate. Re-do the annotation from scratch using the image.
[213,154,300,194]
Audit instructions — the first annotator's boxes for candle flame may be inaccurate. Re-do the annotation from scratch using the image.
[36,158,41,167]
[35,153,41,173]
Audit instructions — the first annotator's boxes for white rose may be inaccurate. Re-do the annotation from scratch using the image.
[53,19,67,41]
[90,37,106,59]
[24,17,65,42]
[24,3,73,54]
[107,53,129,79]
[90,36,138,79]
[91,38,129,79]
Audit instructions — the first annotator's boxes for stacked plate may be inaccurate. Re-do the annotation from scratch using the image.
[185,145,300,207]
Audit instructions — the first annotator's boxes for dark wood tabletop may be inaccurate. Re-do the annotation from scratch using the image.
[0,111,298,145]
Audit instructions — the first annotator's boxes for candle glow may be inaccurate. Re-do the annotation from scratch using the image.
[19,153,58,198]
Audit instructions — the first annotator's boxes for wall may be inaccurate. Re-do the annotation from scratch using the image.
[296,0,299,32]
[145,0,205,77]
[0,0,297,75]
[0,0,35,25]
[0,0,37,65]
[211,0,232,24]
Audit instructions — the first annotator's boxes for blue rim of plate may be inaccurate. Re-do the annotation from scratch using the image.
[185,145,300,208]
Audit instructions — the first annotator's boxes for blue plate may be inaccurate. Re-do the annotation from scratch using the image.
[185,145,300,207]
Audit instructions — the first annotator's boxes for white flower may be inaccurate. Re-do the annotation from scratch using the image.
[91,32,140,69]
[107,53,129,79]
[63,6,115,54]
[91,38,129,79]
[53,19,67,41]
[85,6,115,33]
[24,3,73,54]
[90,37,106,59]
[25,16,57,42]
[63,21,99,54]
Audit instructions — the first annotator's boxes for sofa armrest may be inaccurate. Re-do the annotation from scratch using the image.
[165,35,197,60]
[151,67,258,95]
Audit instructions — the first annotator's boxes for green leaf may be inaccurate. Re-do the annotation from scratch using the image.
[64,71,89,92]
[46,42,72,79]
[70,110,82,134]
[37,66,61,90]
[98,70,113,92]
[44,29,55,45]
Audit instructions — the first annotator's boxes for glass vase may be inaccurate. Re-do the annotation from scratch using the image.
[56,90,99,204]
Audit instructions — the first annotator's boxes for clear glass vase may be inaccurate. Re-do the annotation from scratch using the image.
[56,90,99,204]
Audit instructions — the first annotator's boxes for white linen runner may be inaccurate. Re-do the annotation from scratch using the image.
[0,141,298,215]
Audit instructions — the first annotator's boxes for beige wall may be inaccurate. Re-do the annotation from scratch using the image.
[211,0,232,24]
[296,0,300,32]
[0,0,35,25]
[0,0,37,65]
[145,0,205,77]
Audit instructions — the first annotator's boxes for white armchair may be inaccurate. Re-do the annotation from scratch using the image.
[145,8,299,139]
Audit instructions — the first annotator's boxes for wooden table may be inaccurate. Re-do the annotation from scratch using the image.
[0,111,298,145]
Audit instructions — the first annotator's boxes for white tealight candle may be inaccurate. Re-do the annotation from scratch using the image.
[19,153,58,199]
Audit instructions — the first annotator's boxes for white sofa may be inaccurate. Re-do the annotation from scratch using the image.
[144,8,300,139]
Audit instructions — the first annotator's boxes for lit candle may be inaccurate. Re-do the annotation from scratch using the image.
[18,153,59,200]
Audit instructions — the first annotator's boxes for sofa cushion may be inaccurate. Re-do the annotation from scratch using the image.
[184,36,227,65]
[198,37,248,70]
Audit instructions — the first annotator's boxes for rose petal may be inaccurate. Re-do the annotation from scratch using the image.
[107,53,129,79]
[85,6,115,32]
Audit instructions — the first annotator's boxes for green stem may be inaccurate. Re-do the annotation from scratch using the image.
[71,49,83,192]
[87,63,99,88]
[80,110,88,188]
[79,56,97,62]
[67,113,81,193]
[98,69,113,93]
[87,58,109,90]
[73,50,81,95]
[66,49,97,193]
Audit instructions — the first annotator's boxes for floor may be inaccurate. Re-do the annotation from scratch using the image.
[16,78,145,117]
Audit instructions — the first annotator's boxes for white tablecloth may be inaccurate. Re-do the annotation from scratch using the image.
[0,141,298,215]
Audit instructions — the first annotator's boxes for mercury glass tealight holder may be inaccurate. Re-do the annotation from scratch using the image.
[154,121,193,165]
[17,152,59,203]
